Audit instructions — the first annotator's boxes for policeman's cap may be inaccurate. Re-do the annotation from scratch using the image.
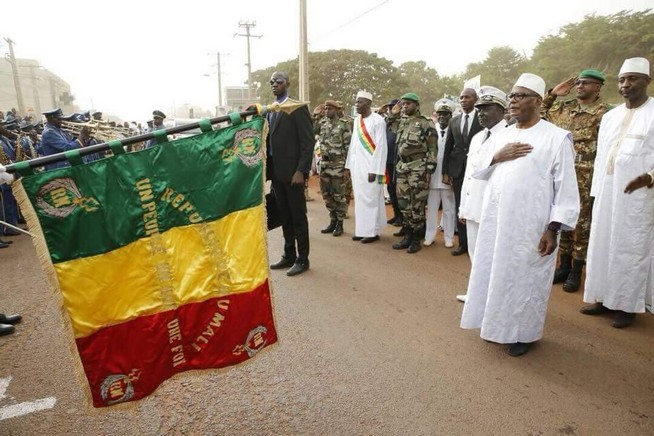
[153,110,166,119]
[43,108,65,119]
[401,92,420,103]
[578,69,605,84]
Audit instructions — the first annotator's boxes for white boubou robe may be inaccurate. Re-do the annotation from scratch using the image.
[584,97,654,313]
[461,120,580,343]
[459,119,508,260]
[345,112,388,237]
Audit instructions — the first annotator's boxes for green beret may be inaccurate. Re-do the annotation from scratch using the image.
[400,92,420,102]
[578,69,605,83]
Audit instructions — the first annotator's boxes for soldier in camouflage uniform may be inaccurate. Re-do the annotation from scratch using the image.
[318,100,352,237]
[541,69,612,292]
[386,92,437,253]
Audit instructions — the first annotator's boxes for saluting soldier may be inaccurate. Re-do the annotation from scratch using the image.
[541,69,612,292]
[387,92,437,253]
[318,100,352,236]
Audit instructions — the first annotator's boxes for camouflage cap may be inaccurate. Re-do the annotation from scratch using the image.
[400,92,420,102]
[324,100,342,109]
[578,69,605,84]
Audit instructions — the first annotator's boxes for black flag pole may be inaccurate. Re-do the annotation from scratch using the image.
[4,100,308,174]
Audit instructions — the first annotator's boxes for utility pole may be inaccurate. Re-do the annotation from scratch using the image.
[27,66,42,116]
[4,37,25,114]
[234,21,262,102]
[299,0,310,102]
[208,52,229,115]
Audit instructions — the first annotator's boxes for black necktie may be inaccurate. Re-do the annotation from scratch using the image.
[462,114,469,142]
[440,129,445,138]
[483,130,491,143]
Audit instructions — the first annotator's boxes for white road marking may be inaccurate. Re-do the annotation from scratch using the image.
[0,376,57,421]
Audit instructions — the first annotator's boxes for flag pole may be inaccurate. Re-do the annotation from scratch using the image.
[0,219,34,237]
[4,101,307,174]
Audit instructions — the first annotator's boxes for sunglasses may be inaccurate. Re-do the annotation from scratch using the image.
[269,78,286,85]
[574,79,601,86]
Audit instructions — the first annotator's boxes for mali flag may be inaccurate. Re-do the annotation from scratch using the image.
[13,117,277,407]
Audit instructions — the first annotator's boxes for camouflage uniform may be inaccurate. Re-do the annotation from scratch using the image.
[542,95,611,260]
[318,116,352,221]
[389,113,437,231]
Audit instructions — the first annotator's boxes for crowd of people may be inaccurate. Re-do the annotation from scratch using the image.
[267,56,653,357]
[1,57,652,358]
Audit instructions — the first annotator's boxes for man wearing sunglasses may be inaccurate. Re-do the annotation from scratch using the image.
[266,71,315,277]
[542,69,611,294]
[461,73,580,357]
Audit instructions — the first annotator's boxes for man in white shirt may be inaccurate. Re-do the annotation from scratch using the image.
[582,57,654,327]
[456,86,509,303]
[424,99,456,248]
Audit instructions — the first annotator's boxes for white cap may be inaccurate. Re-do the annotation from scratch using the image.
[356,90,373,101]
[514,73,546,98]
[434,98,456,113]
[619,57,650,76]
[476,86,508,109]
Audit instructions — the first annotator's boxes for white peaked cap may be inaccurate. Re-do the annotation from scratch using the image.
[619,57,650,76]
[434,98,456,112]
[476,86,508,109]
[356,90,373,101]
[514,73,546,98]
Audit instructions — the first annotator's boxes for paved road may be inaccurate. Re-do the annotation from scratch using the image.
[1,181,653,435]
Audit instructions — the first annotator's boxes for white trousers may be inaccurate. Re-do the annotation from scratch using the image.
[467,220,480,263]
[425,188,455,243]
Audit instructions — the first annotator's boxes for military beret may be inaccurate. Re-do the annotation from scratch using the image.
[43,108,65,118]
[152,110,166,119]
[324,100,342,109]
[578,69,605,83]
[401,92,420,103]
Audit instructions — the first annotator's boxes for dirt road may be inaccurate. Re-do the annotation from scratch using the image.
[1,181,652,435]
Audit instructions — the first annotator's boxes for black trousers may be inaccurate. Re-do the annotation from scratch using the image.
[272,179,310,262]
[386,162,401,219]
[452,174,467,249]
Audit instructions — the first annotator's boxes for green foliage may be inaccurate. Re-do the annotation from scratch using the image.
[250,10,653,109]
[531,9,654,103]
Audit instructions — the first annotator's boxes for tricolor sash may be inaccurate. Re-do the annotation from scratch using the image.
[357,116,387,184]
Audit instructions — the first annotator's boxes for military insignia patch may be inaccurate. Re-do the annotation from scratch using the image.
[36,177,100,218]
[223,128,262,167]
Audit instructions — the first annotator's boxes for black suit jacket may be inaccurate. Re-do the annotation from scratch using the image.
[266,101,315,184]
[441,111,482,179]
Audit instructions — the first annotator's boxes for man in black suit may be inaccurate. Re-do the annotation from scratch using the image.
[266,71,315,276]
[442,88,482,256]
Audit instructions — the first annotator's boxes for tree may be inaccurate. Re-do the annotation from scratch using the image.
[531,9,654,103]
[463,46,528,92]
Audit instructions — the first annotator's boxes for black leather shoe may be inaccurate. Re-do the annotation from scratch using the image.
[451,246,468,256]
[3,229,21,237]
[507,342,533,357]
[286,261,309,276]
[0,313,22,325]
[387,217,397,224]
[332,221,344,237]
[0,241,8,249]
[352,236,364,241]
[580,302,611,316]
[361,236,379,244]
[0,324,15,336]
[0,239,12,244]
[270,257,296,270]
[612,311,636,328]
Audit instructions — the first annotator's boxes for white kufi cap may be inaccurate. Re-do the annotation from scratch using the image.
[619,57,650,76]
[514,73,546,98]
[356,90,373,102]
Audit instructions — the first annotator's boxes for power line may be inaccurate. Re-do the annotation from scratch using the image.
[312,0,391,43]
